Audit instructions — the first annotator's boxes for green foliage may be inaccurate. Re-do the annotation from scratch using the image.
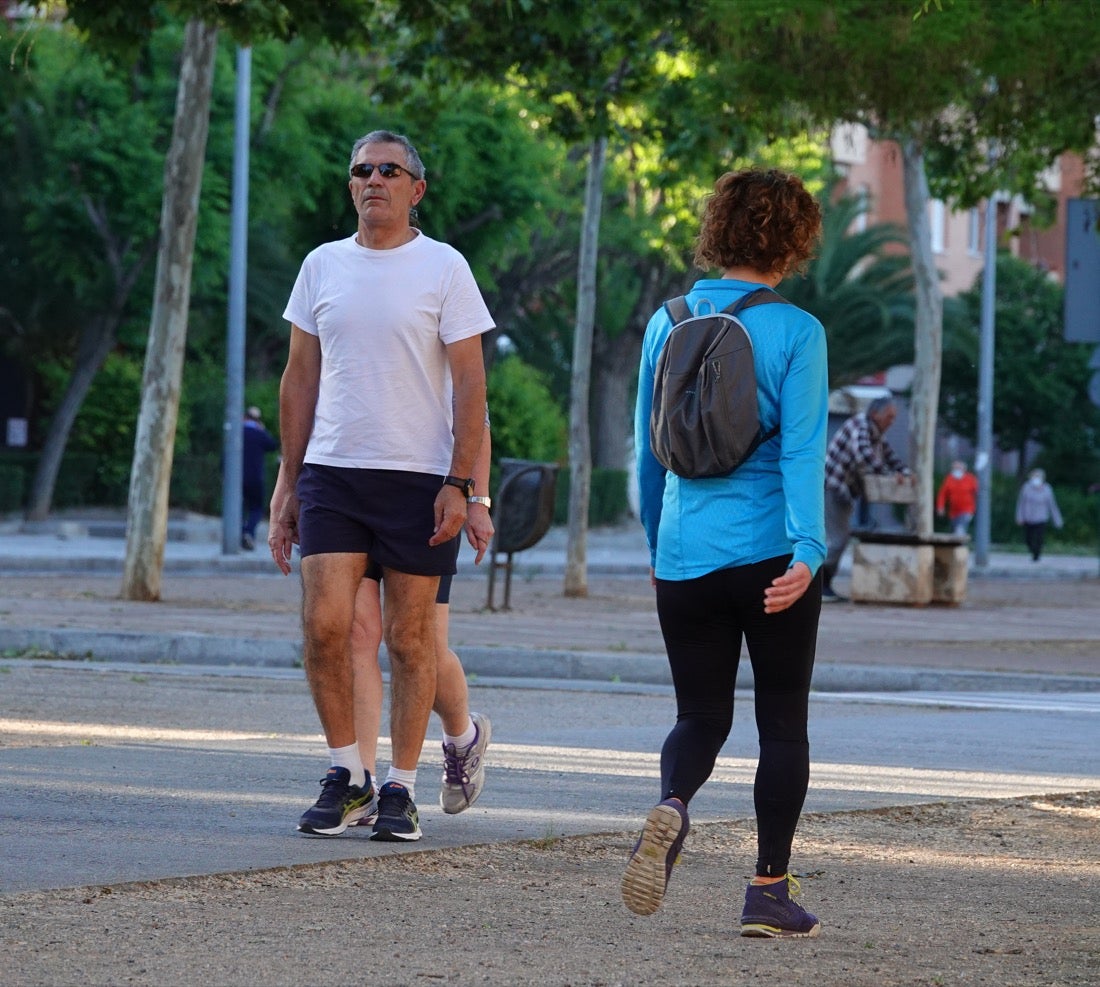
[486,356,567,465]
[779,189,915,387]
[551,467,629,527]
[0,17,237,516]
[402,2,702,142]
[179,356,231,459]
[37,353,144,489]
[1052,485,1100,550]
[698,0,1100,206]
[940,254,1100,484]
[0,21,167,360]
[62,0,387,58]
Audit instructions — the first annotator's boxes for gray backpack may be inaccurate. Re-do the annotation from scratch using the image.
[649,287,789,479]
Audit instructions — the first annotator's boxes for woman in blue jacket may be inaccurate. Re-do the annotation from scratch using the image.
[622,169,828,938]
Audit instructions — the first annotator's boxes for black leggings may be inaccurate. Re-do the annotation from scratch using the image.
[655,556,821,877]
[1023,522,1046,560]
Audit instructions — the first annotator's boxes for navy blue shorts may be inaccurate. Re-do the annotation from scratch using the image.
[364,558,452,604]
[296,464,459,577]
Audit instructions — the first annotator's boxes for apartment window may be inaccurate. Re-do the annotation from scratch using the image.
[967,207,981,256]
[854,185,870,233]
[930,198,946,253]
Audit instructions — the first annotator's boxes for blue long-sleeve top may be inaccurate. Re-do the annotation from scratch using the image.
[634,278,828,581]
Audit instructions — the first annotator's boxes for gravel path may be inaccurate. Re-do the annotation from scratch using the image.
[4,791,1097,986]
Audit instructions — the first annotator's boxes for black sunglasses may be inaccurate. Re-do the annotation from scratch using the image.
[349,161,418,180]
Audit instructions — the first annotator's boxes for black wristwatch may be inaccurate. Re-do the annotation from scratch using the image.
[442,475,475,499]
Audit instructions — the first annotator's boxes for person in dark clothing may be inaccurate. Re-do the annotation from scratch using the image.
[242,406,278,550]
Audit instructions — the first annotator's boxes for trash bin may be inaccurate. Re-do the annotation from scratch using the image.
[486,458,559,610]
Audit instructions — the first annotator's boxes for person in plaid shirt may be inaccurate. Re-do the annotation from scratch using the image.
[822,396,908,600]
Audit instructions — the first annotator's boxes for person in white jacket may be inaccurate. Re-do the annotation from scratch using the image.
[1015,468,1063,561]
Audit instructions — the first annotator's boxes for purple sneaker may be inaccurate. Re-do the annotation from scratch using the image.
[440,711,492,815]
[620,798,689,916]
[740,875,821,938]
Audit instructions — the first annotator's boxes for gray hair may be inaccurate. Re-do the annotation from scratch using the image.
[867,396,895,419]
[348,130,426,180]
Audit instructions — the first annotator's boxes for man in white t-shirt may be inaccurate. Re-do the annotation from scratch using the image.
[269,130,494,842]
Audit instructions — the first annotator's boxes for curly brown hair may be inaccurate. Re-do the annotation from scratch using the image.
[693,169,822,277]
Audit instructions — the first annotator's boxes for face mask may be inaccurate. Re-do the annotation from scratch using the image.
[951,470,964,479]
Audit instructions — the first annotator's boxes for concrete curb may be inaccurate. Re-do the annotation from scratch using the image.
[4,628,1099,695]
[0,627,302,668]
[1,551,1095,581]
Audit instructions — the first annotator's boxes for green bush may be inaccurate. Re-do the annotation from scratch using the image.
[0,451,32,513]
[36,353,144,501]
[486,355,567,464]
[551,467,629,527]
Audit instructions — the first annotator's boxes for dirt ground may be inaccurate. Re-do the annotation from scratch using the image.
[3,791,1097,987]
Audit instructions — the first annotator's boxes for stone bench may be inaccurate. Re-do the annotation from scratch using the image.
[849,531,970,606]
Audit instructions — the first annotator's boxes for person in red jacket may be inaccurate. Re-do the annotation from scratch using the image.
[936,460,979,536]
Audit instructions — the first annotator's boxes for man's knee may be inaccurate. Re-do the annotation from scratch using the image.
[385,618,434,667]
[382,573,439,666]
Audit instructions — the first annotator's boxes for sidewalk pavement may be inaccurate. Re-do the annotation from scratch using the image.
[1,515,1098,693]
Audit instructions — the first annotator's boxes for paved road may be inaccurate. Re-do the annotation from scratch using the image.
[2,658,1098,895]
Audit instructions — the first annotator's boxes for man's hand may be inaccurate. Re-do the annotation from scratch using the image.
[763,561,813,614]
[464,503,494,564]
[268,489,300,576]
[430,484,467,546]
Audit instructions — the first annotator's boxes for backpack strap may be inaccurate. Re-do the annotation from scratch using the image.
[663,288,790,323]
[663,296,693,324]
[725,288,787,444]
[722,286,791,316]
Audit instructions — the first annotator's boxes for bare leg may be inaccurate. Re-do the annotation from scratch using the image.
[381,569,439,772]
[300,553,365,748]
[350,578,384,776]
[432,604,471,737]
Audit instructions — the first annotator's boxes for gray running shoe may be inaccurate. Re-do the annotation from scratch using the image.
[621,798,689,916]
[440,711,492,814]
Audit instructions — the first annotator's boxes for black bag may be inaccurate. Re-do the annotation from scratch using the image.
[649,287,789,479]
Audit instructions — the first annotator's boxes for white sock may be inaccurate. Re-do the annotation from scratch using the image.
[444,718,477,750]
[329,743,366,789]
[384,766,417,799]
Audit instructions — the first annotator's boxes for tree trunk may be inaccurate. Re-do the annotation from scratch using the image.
[563,135,606,598]
[24,318,116,522]
[901,138,943,540]
[591,262,671,473]
[24,200,157,522]
[592,329,639,471]
[121,19,218,602]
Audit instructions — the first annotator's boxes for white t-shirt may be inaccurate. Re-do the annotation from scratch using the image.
[283,232,494,474]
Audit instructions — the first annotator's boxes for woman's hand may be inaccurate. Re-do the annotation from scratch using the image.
[763,561,813,614]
